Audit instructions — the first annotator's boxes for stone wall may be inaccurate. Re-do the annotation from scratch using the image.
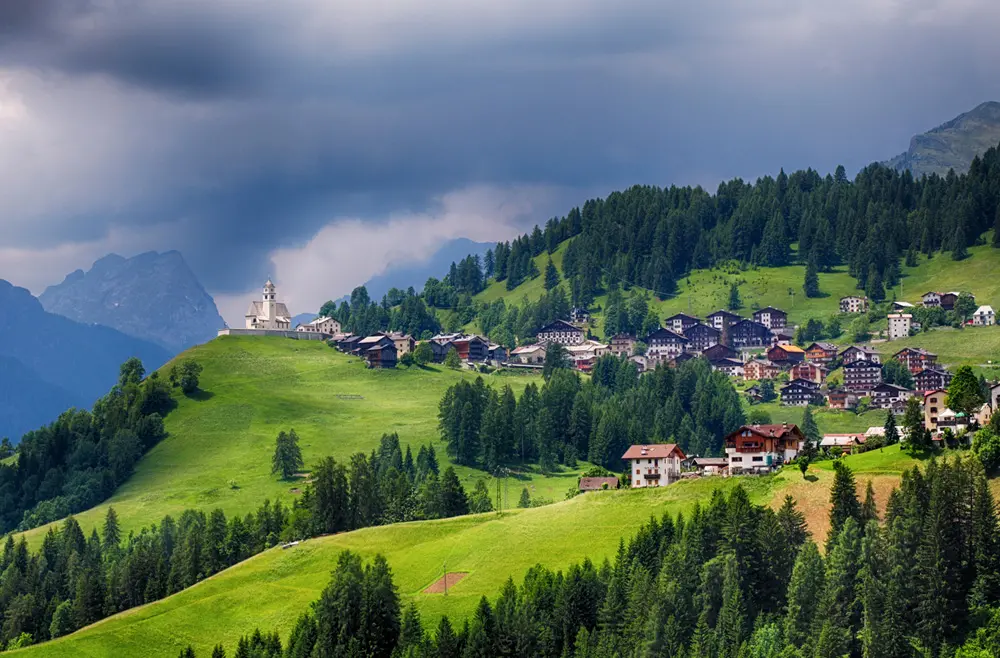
[217,328,328,341]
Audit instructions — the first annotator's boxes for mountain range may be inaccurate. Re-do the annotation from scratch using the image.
[886,101,1000,177]
[0,280,171,440]
[39,251,225,354]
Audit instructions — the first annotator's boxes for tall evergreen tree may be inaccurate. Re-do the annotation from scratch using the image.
[828,461,862,550]
[544,259,561,291]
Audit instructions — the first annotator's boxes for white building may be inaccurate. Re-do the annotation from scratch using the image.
[246,280,292,330]
[622,444,686,488]
[839,296,868,314]
[973,305,996,326]
[536,319,585,345]
[296,316,341,336]
[887,313,912,340]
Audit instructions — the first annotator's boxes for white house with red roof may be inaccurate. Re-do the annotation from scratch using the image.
[723,423,805,474]
[622,444,687,488]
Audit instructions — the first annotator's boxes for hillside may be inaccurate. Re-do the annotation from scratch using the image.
[886,101,1000,177]
[17,446,933,658]
[0,280,171,440]
[40,251,225,354]
[19,336,566,547]
[470,240,1000,371]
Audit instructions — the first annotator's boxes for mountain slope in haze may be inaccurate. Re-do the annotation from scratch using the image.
[0,280,171,439]
[331,238,493,307]
[886,101,1000,177]
[40,251,225,353]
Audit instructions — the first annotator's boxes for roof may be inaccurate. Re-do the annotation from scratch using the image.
[843,358,880,369]
[923,388,947,397]
[578,477,619,491]
[512,344,545,354]
[840,295,866,300]
[665,313,700,322]
[893,301,915,308]
[806,342,838,351]
[887,313,913,319]
[611,333,636,340]
[621,444,687,460]
[782,379,819,390]
[706,309,741,318]
[646,327,689,342]
[725,423,804,442]
[754,306,787,315]
[976,305,995,314]
[712,358,744,367]
[772,344,804,354]
[693,458,729,466]
[302,316,336,328]
[821,434,865,447]
[872,382,912,392]
[894,347,935,357]
[538,319,582,333]
[359,334,388,345]
[684,323,720,336]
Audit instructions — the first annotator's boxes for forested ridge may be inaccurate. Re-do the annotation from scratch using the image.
[181,457,1000,658]
[439,355,744,471]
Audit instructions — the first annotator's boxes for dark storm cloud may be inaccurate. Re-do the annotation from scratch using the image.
[1,0,999,295]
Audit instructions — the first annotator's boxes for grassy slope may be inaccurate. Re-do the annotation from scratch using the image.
[20,336,568,548]
[19,477,776,658]
[22,445,939,658]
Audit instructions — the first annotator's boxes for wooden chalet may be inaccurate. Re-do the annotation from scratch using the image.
[766,344,805,367]
[753,306,787,330]
[452,335,488,361]
[705,309,742,331]
[780,379,822,406]
[622,444,687,488]
[841,345,881,365]
[914,368,952,392]
[804,342,839,364]
[728,319,771,349]
[893,347,937,374]
[744,359,780,381]
[364,337,397,369]
[723,423,805,474]
[827,390,858,410]
[843,359,882,394]
[665,313,701,335]
[645,327,689,360]
[790,361,827,384]
[610,333,636,357]
[702,343,738,363]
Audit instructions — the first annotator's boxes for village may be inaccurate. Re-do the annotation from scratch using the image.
[225,280,1000,487]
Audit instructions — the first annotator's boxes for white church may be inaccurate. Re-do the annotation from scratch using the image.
[245,280,292,329]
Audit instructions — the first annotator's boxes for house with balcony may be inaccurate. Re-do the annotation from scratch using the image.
[839,296,868,314]
[780,379,822,406]
[728,319,772,349]
[790,361,827,385]
[893,347,937,374]
[744,359,780,381]
[804,342,839,364]
[723,423,805,474]
[665,313,700,335]
[843,359,883,394]
[609,333,636,357]
[684,323,721,353]
[706,309,742,332]
[537,319,585,345]
[841,345,881,365]
[753,306,787,330]
[645,327,690,362]
[622,444,686,488]
[914,368,952,392]
[870,382,915,410]
[767,344,805,368]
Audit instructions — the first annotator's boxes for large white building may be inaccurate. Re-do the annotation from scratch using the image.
[296,316,341,335]
[622,444,686,488]
[887,313,912,340]
[246,280,292,330]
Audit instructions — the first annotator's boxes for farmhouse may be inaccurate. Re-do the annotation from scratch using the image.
[790,361,827,385]
[245,280,292,330]
[939,292,967,311]
[645,327,690,360]
[388,332,415,357]
[452,335,489,362]
[665,313,701,335]
[622,444,686,488]
[870,382,914,410]
[780,379,822,406]
[705,309,741,331]
[914,368,952,392]
[337,335,363,354]
[363,336,397,369]
[770,328,795,346]
[692,457,729,476]
[893,347,937,374]
[821,434,866,454]
[887,313,912,340]
[510,344,546,365]
[744,359,780,381]
[804,342,839,364]
[487,344,508,362]
[671,352,697,367]
[537,320,584,345]
[973,305,996,326]
[841,345,881,365]
[840,296,868,314]
[296,316,341,336]
[728,319,771,349]
[843,359,882,394]
[684,323,721,353]
[753,307,787,330]
[430,338,455,362]
[724,423,805,474]
[766,344,805,367]
[922,291,942,307]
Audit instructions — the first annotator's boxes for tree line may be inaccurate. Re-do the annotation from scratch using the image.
[0,357,200,535]
[0,433,496,650]
[439,356,745,473]
[181,456,1000,658]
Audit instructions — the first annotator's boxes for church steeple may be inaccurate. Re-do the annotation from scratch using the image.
[263,279,276,302]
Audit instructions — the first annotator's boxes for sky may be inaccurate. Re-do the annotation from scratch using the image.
[1,0,999,324]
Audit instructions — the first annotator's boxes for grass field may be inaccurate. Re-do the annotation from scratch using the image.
[16,476,777,658]
[20,336,565,548]
[19,444,940,658]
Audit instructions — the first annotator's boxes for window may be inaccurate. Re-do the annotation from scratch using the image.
[635,469,640,475]
[752,456,763,462]
[731,457,742,462]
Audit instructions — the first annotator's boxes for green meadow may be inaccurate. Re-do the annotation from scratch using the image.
[18,445,942,658]
[20,336,564,547]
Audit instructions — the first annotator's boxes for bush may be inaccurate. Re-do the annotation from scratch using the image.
[972,428,1000,474]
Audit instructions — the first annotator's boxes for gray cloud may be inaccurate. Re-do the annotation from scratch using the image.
[1,0,999,298]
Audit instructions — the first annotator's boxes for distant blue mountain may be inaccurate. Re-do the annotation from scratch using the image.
[0,280,171,440]
[337,238,493,304]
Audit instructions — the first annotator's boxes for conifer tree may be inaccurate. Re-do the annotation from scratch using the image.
[544,259,561,291]
[827,461,861,550]
[803,251,821,298]
[860,480,878,525]
[784,541,825,650]
[800,406,820,449]
[883,410,900,446]
[728,284,742,311]
[716,554,746,658]
[816,518,863,658]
